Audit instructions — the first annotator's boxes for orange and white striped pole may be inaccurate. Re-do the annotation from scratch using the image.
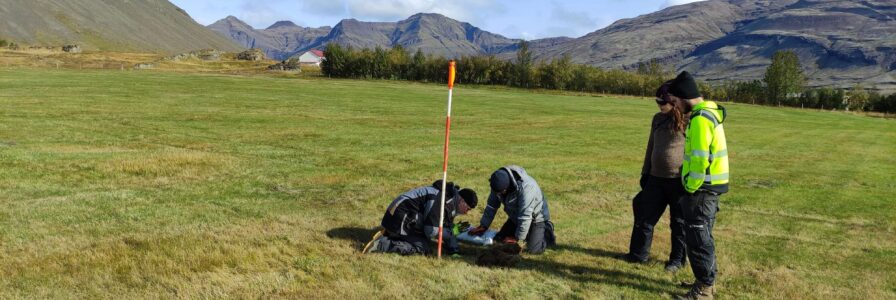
[437,60,457,258]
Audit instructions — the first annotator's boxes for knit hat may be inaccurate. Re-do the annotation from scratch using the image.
[459,188,478,209]
[656,80,673,103]
[489,169,511,193]
[669,71,701,100]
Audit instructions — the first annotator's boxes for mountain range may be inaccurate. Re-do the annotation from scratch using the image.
[0,0,240,53]
[209,0,896,91]
[0,0,892,91]
[208,13,530,61]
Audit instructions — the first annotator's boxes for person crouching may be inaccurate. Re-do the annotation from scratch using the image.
[468,166,555,254]
[363,181,477,256]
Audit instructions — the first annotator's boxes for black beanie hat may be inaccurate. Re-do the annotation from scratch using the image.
[656,80,673,102]
[669,71,701,100]
[459,188,478,208]
[489,169,511,193]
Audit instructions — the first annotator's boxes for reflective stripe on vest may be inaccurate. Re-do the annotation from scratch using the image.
[685,149,728,162]
[694,110,720,128]
[689,172,730,183]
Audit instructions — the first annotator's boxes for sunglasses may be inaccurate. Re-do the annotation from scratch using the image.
[655,97,670,105]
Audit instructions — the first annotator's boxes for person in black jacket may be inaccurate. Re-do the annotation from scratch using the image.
[363,181,478,256]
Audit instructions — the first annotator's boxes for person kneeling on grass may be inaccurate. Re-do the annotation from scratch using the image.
[468,166,555,254]
[363,181,478,256]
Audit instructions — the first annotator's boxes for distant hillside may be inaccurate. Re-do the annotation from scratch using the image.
[208,16,330,60]
[210,13,521,60]
[0,0,241,53]
[204,1,896,91]
[533,0,896,91]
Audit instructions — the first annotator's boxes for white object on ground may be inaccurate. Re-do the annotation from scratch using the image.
[457,230,498,246]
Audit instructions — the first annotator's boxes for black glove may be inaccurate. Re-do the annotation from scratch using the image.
[639,174,648,190]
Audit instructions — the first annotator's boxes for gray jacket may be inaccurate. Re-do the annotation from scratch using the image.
[479,165,551,241]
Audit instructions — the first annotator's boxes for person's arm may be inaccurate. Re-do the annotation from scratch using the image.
[514,182,541,241]
[683,115,714,193]
[424,191,458,232]
[478,191,501,229]
[641,116,657,188]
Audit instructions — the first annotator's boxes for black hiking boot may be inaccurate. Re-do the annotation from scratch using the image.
[664,260,685,273]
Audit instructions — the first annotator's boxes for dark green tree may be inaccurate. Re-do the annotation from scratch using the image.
[764,50,806,105]
[513,41,534,88]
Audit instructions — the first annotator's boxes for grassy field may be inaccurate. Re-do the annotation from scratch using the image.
[0,68,894,299]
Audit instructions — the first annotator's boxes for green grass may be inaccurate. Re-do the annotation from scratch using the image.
[0,68,894,299]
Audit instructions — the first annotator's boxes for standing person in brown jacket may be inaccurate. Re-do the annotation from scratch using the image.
[621,81,689,272]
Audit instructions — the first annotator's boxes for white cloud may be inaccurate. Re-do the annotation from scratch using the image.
[661,0,706,9]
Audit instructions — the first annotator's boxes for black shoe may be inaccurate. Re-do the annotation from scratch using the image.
[665,261,684,273]
[616,253,648,264]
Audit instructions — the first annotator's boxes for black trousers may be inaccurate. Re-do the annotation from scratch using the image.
[495,219,550,254]
[680,191,720,286]
[628,176,687,263]
[379,232,430,256]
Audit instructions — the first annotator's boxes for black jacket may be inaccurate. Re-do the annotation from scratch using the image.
[381,182,459,238]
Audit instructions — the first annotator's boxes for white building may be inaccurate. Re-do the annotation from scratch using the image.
[297,50,325,66]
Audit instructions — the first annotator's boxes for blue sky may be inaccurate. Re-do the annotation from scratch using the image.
[170,0,704,40]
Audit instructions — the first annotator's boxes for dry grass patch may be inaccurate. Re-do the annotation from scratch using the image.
[99,149,234,182]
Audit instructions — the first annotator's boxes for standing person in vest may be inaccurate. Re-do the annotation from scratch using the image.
[363,181,478,256]
[468,166,556,254]
[622,81,689,273]
[668,71,730,300]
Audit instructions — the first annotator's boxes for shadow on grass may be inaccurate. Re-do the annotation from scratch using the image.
[518,257,672,295]
[326,226,490,256]
[326,227,672,294]
[553,244,626,259]
[326,226,379,251]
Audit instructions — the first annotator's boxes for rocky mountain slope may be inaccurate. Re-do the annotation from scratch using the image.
[210,13,521,60]
[534,0,896,90]
[210,1,894,90]
[208,16,330,60]
[0,0,241,53]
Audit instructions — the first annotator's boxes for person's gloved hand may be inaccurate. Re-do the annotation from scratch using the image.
[639,174,648,190]
[451,224,461,236]
[503,237,518,244]
[468,226,488,236]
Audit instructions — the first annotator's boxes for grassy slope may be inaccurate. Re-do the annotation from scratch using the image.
[0,0,242,53]
[0,69,893,299]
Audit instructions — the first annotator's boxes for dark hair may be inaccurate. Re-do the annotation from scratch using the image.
[656,81,672,103]
[669,103,687,133]
[657,80,686,133]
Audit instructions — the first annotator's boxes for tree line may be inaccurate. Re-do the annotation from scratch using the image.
[0,38,19,49]
[321,42,896,114]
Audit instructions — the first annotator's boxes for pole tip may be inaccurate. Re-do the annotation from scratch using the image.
[448,60,456,89]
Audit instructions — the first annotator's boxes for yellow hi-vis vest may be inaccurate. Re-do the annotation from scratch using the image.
[682,101,730,194]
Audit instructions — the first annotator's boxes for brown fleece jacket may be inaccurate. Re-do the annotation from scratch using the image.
[641,112,687,178]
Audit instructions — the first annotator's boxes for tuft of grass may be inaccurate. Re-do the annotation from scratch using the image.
[0,69,893,299]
